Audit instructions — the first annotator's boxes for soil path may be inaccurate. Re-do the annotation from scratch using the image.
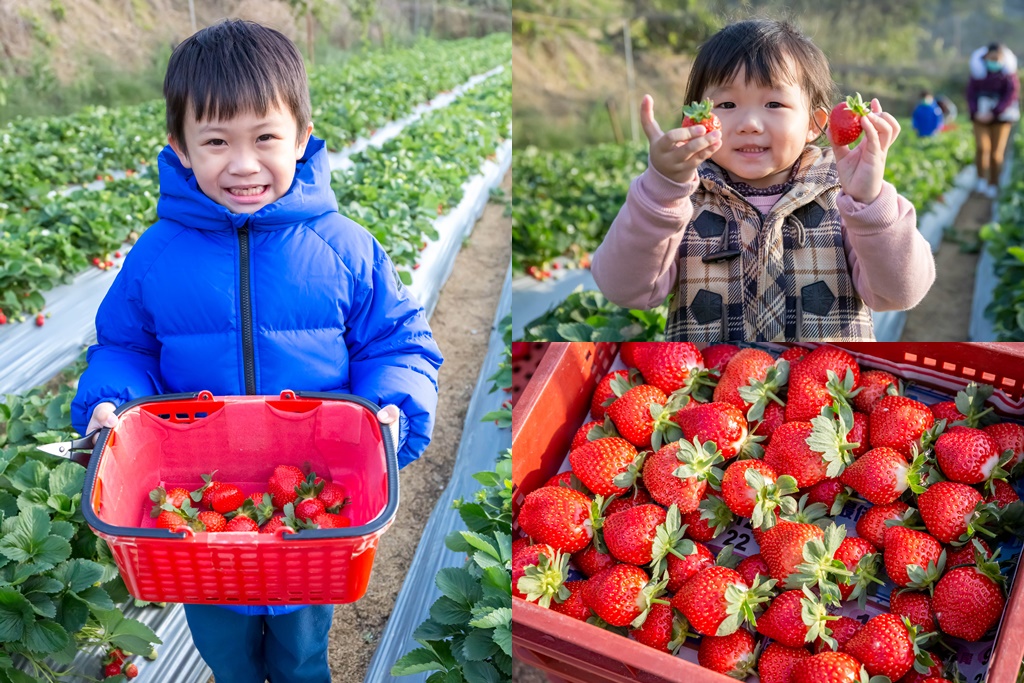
[900,192,993,341]
[326,169,512,679]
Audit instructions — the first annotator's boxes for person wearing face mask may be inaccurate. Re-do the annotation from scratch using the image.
[967,42,1020,199]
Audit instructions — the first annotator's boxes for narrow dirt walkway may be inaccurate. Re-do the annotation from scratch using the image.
[326,169,512,680]
[900,192,993,341]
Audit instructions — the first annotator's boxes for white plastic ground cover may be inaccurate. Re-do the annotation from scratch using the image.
[364,267,512,683]
[0,71,509,397]
[917,164,977,252]
[513,269,907,342]
[531,343,1023,682]
[969,153,1016,342]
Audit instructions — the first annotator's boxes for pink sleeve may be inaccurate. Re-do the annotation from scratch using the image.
[839,183,935,311]
[591,166,698,310]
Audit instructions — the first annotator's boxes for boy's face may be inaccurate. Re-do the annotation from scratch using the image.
[169,101,314,214]
[703,60,827,189]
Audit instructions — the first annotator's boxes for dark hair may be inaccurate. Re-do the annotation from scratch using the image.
[164,19,311,155]
[683,19,837,137]
[920,90,933,99]
[988,42,1004,54]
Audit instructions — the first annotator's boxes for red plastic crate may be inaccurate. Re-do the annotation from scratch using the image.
[511,342,1024,683]
[82,390,398,606]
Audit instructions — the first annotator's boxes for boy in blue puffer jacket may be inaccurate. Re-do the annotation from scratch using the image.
[70,19,443,683]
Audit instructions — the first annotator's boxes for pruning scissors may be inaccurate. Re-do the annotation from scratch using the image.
[36,430,101,465]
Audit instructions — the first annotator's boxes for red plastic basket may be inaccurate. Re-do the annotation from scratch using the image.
[512,342,1024,683]
[82,390,398,606]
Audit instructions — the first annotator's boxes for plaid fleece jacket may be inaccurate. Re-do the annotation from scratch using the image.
[591,145,935,342]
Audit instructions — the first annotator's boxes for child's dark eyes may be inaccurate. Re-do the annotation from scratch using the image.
[715,102,785,109]
[204,134,277,146]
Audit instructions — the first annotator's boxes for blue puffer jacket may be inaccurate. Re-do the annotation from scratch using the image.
[72,136,443,616]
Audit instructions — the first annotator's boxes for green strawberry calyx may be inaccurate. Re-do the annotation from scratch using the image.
[739,360,790,423]
[650,504,695,577]
[746,469,799,532]
[682,99,715,124]
[717,573,776,636]
[844,93,872,117]
[800,585,839,649]
[786,522,852,606]
[518,551,572,609]
[672,436,725,489]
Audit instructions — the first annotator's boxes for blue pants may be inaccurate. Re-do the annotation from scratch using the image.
[183,604,334,683]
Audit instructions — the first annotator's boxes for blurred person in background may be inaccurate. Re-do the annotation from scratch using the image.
[967,42,1020,199]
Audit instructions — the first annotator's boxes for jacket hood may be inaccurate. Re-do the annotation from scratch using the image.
[156,135,339,231]
[971,45,1018,79]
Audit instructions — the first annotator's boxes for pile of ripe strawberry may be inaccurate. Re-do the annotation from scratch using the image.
[150,466,351,533]
[514,343,1024,683]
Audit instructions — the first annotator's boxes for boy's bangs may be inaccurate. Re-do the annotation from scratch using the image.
[189,66,284,127]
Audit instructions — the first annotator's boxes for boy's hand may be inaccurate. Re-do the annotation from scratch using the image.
[829,98,900,204]
[377,404,400,450]
[87,402,119,445]
[641,94,722,185]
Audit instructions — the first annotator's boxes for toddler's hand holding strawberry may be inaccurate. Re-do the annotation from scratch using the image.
[828,95,901,204]
[641,94,722,185]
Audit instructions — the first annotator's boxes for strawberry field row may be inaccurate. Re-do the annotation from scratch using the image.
[512,122,974,273]
[0,67,510,322]
[0,35,509,207]
[977,134,1024,341]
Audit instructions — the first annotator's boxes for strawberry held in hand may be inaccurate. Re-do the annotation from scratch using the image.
[829,93,872,146]
[681,99,722,135]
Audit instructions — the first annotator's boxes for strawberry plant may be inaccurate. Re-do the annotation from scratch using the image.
[0,354,161,681]
[980,132,1024,340]
[521,288,668,341]
[481,313,513,429]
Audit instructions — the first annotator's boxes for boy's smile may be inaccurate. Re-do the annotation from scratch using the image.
[170,102,313,214]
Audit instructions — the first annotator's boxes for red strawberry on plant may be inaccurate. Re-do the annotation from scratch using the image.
[855,500,911,549]
[932,547,1006,641]
[517,486,602,553]
[852,370,899,414]
[673,401,763,460]
[671,565,775,636]
[104,662,122,678]
[869,395,935,457]
[702,344,740,372]
[759,641,812,683]
[840,447,910,505]
[791,651,866,683]
[268,464,305,508]
[630,603,691,653]
[890,590,936,633]
[582,564,665,628]
[607,384,680,449]
[934,426,1007,485]
[681,99,722,135]
[713,348,779,409]
[883,526,944,588]
[569,436,644,497]
[125,663,139,679]
[698,628,759,679]
[829,93,872,146]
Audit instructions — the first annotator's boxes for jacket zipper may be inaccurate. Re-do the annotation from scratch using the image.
[238,220,256,395]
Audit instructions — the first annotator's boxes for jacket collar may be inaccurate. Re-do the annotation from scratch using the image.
[156,136,339,231]
[699,145,839,204]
